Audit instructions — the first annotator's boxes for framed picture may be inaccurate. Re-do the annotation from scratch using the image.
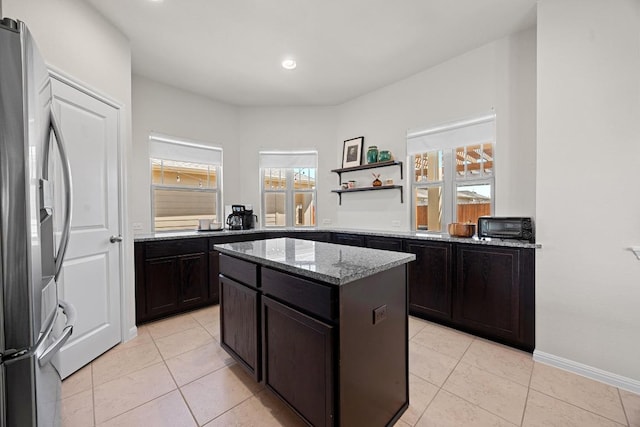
[342,136,364,168]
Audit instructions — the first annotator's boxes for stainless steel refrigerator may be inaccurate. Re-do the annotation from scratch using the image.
[0,18,76,426]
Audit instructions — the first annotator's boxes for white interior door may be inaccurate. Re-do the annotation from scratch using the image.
[51,77,122,379]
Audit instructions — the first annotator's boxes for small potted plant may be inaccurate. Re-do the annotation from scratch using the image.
[372,173,382,187]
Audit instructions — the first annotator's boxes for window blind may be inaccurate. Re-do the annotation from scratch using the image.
[406,113,496,155]
[259,151,318,169]
[149,133,222,165]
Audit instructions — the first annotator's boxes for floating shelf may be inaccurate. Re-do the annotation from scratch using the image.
[331,185,404,205]
[331,160,403,181]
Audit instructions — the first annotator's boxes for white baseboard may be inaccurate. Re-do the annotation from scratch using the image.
[125,325,138,343]
[533,350,640,394]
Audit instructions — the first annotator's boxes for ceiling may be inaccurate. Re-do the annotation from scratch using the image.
[84,0,537,107]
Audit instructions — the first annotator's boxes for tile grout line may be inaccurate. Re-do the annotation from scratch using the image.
[519,360,535,426]
[435,336,526,426]
[91,363,97,427]
[530,387,629,426]
[617,387,631,426]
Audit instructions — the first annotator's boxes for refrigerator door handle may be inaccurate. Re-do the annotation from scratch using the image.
[50,111,73,282]
[38,299,76,367]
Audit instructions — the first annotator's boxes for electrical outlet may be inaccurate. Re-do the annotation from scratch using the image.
[391,220,401,227]
[322,218,332,225]
[373,304,387,325]
[132,222,143,231]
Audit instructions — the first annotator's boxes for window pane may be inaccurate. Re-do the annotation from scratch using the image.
[455,143,494,178]
[264,168,287,190]
[151,159,214,188]
[151,159,163,184]
[456,183,492,224]
[294,192,315,226]
[153,188,217,231]
[415,186,442,231]
[264,193,286,226]
[482,144,494,175]
[294,168,316,190]
[414,151,443,182]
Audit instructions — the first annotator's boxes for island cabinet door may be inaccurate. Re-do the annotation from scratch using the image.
[262,296,334,427]
[405,240,453,321]
[219,275,260,381]
[453,245,522,344]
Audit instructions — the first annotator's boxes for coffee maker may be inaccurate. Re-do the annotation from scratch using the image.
[226,205,258,230]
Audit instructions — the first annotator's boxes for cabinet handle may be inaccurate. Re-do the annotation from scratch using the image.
[110,235,123,243]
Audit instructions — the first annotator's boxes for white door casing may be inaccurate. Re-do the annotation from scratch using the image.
[50,77,122,379]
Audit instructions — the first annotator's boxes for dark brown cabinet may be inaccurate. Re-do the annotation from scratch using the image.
[332,232,365,247]
[454,244,534,350]
[208,250,220,304]
[405,240,453,321]
[262,296,334,427]
[219,274,260,380]
[219,252,409,426]
[135,238,210,323]
[364,235,403,251]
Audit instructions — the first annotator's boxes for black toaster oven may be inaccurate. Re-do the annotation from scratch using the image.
[477,217,534,243]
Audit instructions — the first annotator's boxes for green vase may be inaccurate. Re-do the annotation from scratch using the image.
[367,146,379,164]
[378,150,391,162]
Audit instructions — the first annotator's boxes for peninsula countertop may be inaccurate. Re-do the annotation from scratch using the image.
[134,227,540,248]
[214,237,416,286]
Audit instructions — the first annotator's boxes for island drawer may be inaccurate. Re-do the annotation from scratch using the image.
[262,268,336,322]
[219,254,259,288]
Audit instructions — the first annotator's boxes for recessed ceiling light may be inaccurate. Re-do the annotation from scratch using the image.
[148,0,163,3]
[282,59,297,70]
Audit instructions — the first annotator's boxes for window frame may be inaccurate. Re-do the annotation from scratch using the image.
[411,147,495,232]
[259,152,317,228]
[408,114,496,233]
[149,134,223,232]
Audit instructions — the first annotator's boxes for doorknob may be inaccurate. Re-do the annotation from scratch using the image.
[110,235,123,243]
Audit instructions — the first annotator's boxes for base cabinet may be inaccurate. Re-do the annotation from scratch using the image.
[262,296,334,427]
[219,275,260,380]
[405,240,453,321]
[219,252,408,426]
[135,238,210,323]
[454,244,534,349]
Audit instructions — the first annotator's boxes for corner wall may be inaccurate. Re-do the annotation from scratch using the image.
[131,76,240,233]
[3,0,137,339]
[334,27,536,230]
[536,0,640,388]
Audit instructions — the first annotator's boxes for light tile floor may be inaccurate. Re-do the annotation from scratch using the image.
[61,306,640,426]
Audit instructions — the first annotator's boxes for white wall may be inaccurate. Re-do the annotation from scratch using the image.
[131,75,239,232]
[3,0,138,340]
[536,0,640,387]
[236,107,337,224]
[335,27,537,230]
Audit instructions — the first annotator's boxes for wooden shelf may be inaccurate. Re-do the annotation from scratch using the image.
[331,185,403,205]
[331,160,403,180]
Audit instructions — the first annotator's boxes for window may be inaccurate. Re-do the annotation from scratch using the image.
[408,114,495,232]
[149,134,222,231]
[260,151,317,227]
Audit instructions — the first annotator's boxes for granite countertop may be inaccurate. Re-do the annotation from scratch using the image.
[134,227,540,248]
[214,237,416,286]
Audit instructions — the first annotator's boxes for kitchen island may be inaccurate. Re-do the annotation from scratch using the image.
[215,237,415,427]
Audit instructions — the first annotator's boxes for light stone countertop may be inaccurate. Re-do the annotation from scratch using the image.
[134,227,540,248]
[214,237,416,286]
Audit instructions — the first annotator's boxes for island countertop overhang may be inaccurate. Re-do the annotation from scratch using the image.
[214,237,415,286]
